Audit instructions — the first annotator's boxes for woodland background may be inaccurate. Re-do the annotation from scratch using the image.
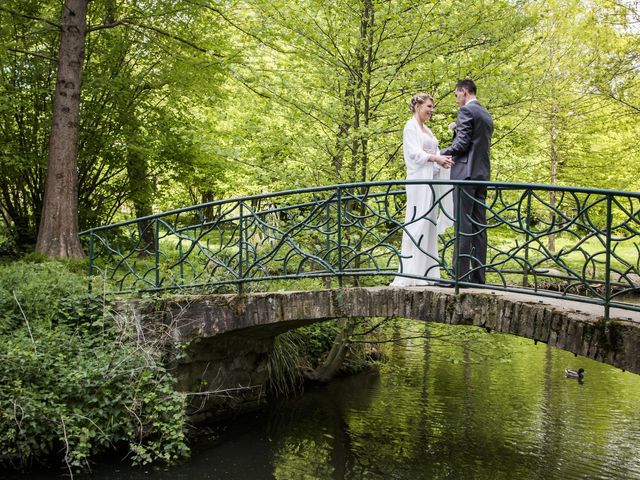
[1,0,638,257]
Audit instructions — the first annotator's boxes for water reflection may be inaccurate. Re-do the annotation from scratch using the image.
[21,322,640,480]
[266,323,640,480]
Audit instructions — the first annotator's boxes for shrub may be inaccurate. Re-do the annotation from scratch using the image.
[0,261,189,472]
[0,261,90,334]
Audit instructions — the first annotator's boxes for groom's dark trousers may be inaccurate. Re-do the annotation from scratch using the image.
[454,183,487,284]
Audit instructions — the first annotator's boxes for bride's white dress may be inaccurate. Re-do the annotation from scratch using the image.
[390,118,453,286]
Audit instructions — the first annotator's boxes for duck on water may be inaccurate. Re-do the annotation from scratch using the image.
[565,368,585,380]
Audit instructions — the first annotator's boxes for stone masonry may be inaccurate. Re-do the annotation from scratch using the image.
[133,286,640,419]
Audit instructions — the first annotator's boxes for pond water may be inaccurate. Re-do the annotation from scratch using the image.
[16,322,640,480]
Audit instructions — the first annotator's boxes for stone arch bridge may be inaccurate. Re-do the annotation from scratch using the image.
[88,180,640,418]
[129,285,640,421]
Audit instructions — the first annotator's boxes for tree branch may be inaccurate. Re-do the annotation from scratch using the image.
[599,91,640,114]
[87,17,221,57]
[182,0,291,55]
[86,19,126,32]
[125,20,213,54]
[0,6,62,30]
[8,47,57,62]
[351,318,390,336]
[349,333,458,344]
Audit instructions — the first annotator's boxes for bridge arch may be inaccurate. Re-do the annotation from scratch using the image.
[158,286,640,375]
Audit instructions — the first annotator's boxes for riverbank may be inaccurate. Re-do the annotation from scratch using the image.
[0,261,190,474]
[0,261,377,476]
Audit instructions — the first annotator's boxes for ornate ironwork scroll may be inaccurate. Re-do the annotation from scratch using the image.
[81,181,640,318]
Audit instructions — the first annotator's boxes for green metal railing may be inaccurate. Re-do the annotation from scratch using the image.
[81,181,640,319]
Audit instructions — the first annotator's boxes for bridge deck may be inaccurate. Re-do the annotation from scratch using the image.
[435,286,640,324]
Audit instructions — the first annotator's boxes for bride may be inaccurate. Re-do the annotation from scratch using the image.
[390,93,454,286]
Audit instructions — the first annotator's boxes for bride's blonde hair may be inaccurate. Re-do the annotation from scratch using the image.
[409,93,433,113]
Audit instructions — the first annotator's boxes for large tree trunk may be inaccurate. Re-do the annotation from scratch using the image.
[35,0,88,259]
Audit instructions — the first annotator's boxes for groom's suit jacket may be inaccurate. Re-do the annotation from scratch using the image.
[441,100,493,181]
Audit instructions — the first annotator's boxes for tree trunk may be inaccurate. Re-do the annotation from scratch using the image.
[348,0,375,284]
[302,318,356,383]
[126,134,155,255]
[549,120,557,253]
[35,0,88,259]
[359,0,374,185]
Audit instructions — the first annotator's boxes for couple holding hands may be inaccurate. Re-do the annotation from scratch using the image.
[391,79,494,287]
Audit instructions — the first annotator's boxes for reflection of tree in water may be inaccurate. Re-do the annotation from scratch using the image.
[265,319,640,480]
[269,368,381,479]
[341,321,550,479]
[535,344,562,478]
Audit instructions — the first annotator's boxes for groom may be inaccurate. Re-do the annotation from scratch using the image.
[441,79,494,284]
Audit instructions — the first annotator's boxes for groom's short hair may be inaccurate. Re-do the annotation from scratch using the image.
[456,79,477,95]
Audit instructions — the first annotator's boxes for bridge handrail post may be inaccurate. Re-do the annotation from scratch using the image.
[154,218,160,289]
[88,231,94,293]
[325,201,331,288]
[179,241,184,284]
[454,184,461,294]
[238,203,244,295]
[604,194,613,320]
[523,189,532,288]
[337,186,343,288]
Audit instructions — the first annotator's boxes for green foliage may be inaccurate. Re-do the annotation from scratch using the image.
[2,0,640,252]
[0,0,229,245]
[0,262,189,471]
[267,332,304,398]
[0,226,17,257]
[0,262,89,334]
[297,322,342,368]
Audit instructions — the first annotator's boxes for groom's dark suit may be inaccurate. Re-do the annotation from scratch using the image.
[441,99,493,284]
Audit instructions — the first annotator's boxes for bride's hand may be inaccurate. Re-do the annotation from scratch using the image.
[433,154,454,169]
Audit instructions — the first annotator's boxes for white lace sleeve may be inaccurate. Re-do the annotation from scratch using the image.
[403,122,430,168]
